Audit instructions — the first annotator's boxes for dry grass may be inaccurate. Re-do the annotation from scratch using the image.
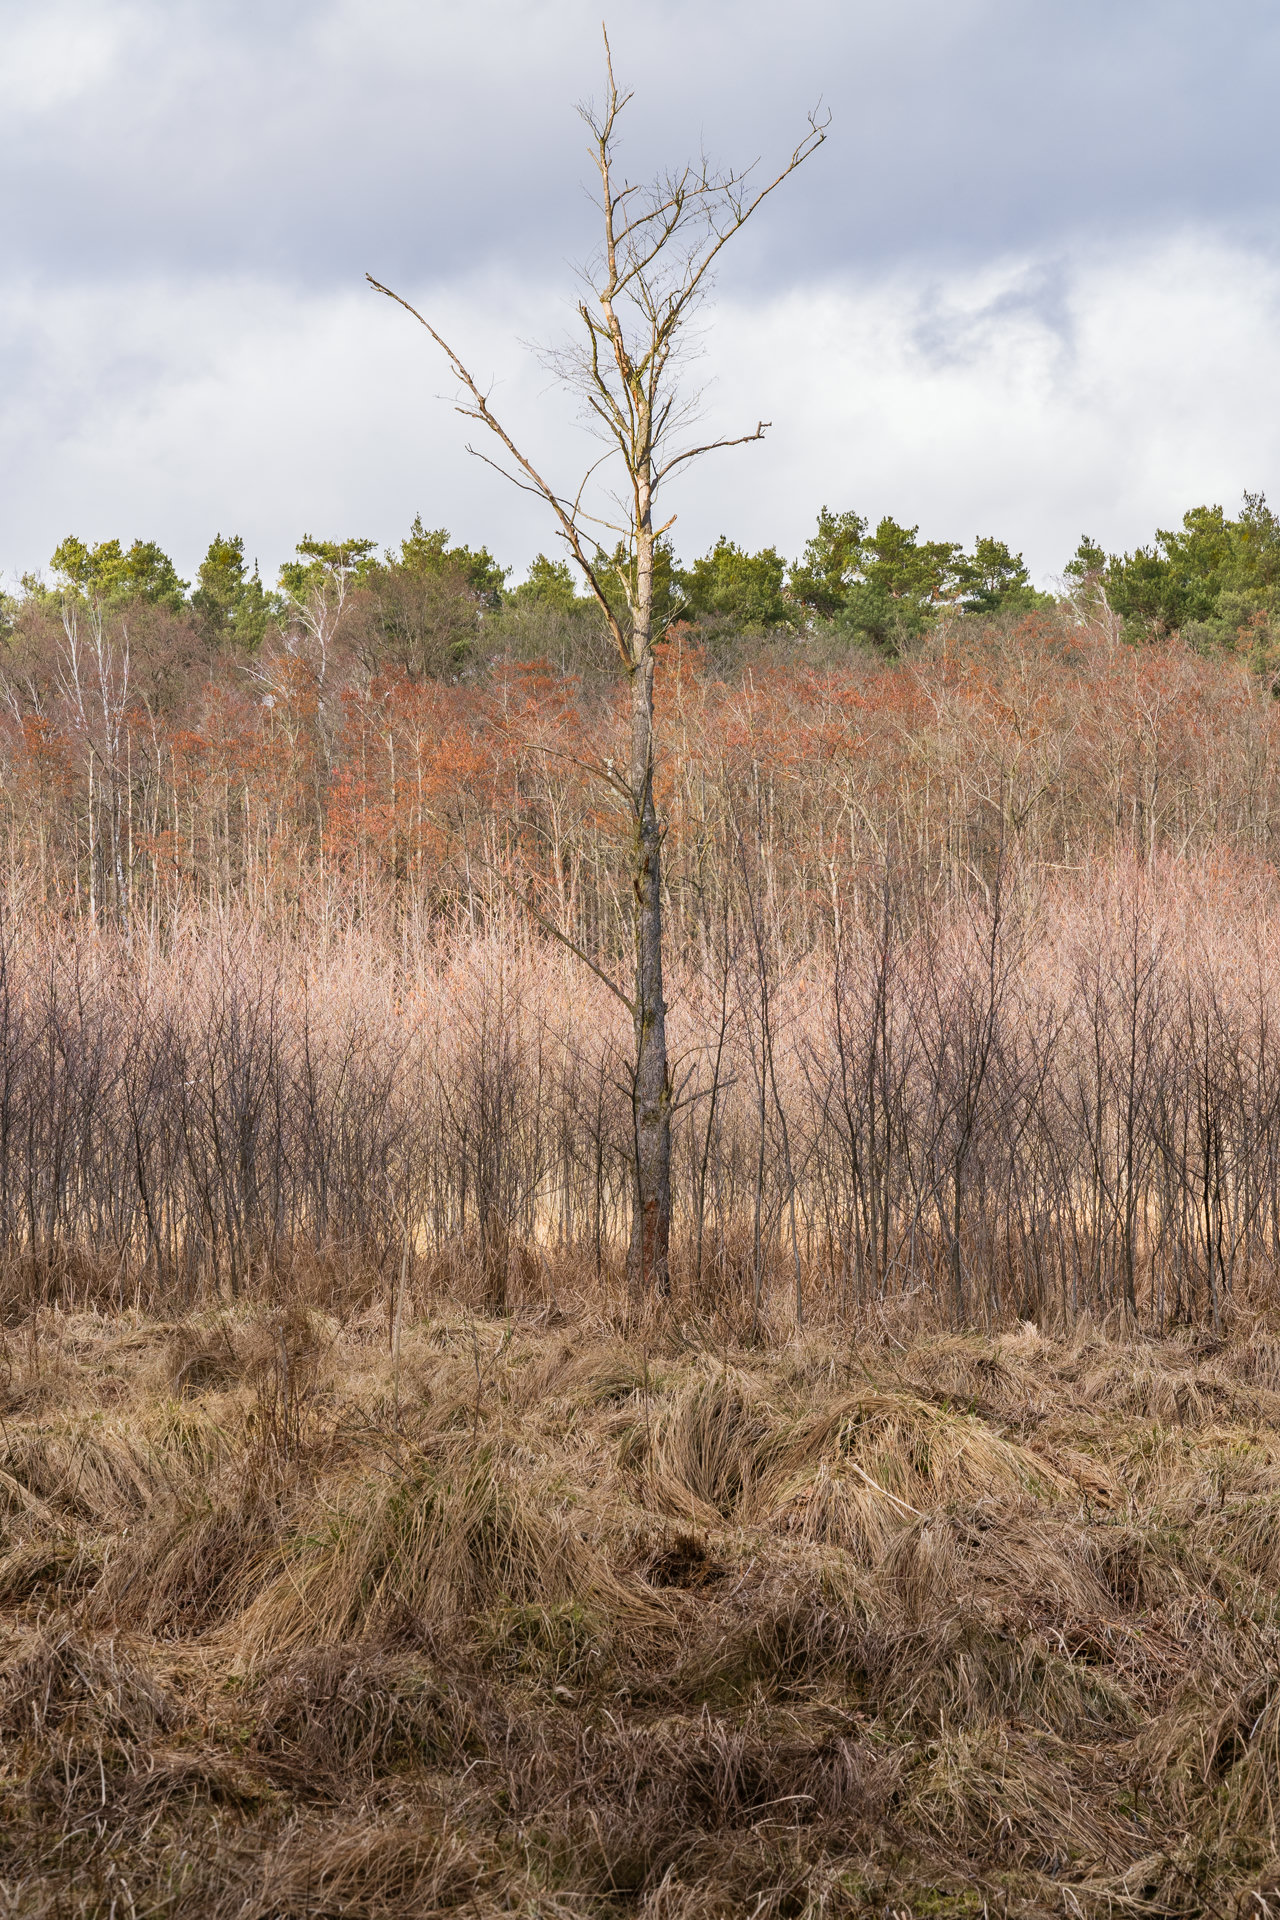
[2,1293,1280,1915]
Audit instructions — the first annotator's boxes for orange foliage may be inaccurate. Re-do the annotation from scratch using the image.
[2,606,1280,941]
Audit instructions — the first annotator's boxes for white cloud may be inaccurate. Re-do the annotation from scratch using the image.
[5,2,132,116]
[4,234,1280,589]
[705,235,1280,580]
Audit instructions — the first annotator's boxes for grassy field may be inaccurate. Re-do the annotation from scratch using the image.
[4,1289,1280,1916]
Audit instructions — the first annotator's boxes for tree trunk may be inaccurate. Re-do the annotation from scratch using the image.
[370,45,825,1304]
[627,513,671,1300]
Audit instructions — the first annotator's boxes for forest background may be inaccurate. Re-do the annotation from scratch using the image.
[0,492,1279,1330]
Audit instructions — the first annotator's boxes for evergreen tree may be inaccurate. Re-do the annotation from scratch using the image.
[278,536,380,600]
[509,553,581,612]
[192,534,274,647]
[833,517,959,652]
[48,536,187,609]
[394,516,507,603]
[956,536,1052,615]
[678,537,789,627]
[593,536,681,633]
[1072,494,1280,651]
[788,507,867,615]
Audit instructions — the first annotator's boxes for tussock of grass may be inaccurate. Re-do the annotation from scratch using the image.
[236,1441,632,1658]
[6,1302,1280,1914]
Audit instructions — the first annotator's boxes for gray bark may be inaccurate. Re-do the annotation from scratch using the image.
[629,514,675,1290]
[627,593,671,1297]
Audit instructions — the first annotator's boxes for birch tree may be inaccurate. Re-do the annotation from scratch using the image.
[369,37,826,1299]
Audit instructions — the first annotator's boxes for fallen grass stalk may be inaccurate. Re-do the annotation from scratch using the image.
[0,1301,1278,1912]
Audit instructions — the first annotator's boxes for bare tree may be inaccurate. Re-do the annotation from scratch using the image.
[369,38,825,1299]
[57,593,133,929]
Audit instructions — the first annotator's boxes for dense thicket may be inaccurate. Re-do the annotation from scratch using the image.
[0,505,1278,934]
[1,502,1280,1326]
[0,852,1274,1334]
[0,590,1268,1325]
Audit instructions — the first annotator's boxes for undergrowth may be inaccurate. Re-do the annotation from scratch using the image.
[3,1293,1280,1916]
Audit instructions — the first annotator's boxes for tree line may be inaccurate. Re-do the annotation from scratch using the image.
[8,488,1280,693]
[3,507,1049,670]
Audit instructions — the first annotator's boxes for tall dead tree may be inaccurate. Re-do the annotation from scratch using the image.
[369,38,826,1299]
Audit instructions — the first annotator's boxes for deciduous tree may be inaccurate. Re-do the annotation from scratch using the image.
[369,33,826,1298]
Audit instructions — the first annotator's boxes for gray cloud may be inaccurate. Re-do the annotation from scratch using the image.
[7,0,1280,292]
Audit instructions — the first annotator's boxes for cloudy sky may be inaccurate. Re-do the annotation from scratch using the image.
[5,0,1280,589]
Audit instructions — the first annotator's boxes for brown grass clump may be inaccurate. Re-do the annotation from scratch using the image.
[7,1299,1280,1914]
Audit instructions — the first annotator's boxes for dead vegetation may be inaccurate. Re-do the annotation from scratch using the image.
[1,1292,1280,1915]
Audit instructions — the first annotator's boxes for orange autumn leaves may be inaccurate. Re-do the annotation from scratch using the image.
[1,608,1279,936]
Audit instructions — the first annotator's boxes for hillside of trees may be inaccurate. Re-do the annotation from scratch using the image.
[5,505,1060,681]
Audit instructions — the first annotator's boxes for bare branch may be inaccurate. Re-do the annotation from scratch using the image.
[366,274,633,666]
[462,444,623,537]
[486,708,639,810]
[495,867,636,1013]
[655,421,772,485]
